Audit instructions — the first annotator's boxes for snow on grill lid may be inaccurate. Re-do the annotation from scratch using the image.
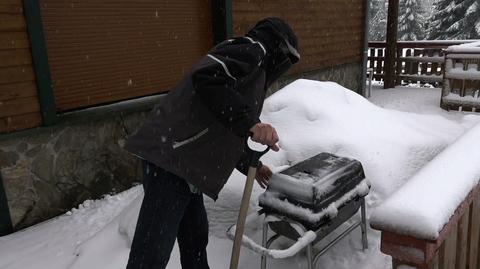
[263,153,365,211]
[259,180,370,225]
[370,122,480,240]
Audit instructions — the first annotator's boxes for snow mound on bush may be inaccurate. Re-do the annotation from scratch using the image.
[260,79,464,200]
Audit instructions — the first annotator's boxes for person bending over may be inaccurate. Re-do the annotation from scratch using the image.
[125,17,300,269]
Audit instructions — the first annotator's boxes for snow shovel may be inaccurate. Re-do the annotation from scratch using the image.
[229,139,270,269]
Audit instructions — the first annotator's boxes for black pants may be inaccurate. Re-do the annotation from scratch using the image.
[126,161,210,269]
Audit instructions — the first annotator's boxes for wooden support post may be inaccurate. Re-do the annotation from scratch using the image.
[23,0,57,126]
[0,173,13,236]
[384,0,399,89]
[225,0,233,38]
[211,0,233,45]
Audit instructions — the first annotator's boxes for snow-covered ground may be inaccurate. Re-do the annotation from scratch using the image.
[1,80,479,269]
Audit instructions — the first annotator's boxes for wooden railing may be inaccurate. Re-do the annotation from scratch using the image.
[376,184,480,269]
[368,41,476,86]
[441,43,480,112]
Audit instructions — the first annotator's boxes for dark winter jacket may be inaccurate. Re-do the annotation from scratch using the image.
[125,18,299,200]
[125,38,265,200]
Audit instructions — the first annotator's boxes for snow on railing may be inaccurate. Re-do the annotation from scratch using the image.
[442,42,480,112]
[446,41,480,54]
[370,122,480,269]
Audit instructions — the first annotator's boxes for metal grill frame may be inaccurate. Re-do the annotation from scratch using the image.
[260,196,368,269]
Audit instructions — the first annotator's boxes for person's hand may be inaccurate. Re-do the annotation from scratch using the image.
[255,165,272,189]
[249,123,280,151]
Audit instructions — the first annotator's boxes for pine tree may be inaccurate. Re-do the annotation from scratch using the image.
[422,0,436,19]
[428,0,464,39]
[369,0,388,41]
[428,0,480,39]
[463,0,480,39]
[398,0,426,40]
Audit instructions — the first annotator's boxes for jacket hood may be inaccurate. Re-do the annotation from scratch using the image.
[246,18,300,86]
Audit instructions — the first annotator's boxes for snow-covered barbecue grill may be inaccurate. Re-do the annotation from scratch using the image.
[227,153,370,269]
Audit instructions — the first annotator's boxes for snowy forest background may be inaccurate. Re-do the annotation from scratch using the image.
[369,0,480,41]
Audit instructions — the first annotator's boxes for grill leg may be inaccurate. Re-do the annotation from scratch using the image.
[360,197,368,250]
[306,244,313,269]
[261,221,268,269]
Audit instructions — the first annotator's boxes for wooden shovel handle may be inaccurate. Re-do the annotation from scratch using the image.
[229,166,258,269]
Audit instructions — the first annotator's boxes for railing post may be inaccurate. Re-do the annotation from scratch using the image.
[376,49,384,79]
[384,0,399,89]
[395,47,402,86]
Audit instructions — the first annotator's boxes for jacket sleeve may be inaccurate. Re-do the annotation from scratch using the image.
[192,39,266,137]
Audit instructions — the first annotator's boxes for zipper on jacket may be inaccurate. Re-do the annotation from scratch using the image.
[172,128,209,149]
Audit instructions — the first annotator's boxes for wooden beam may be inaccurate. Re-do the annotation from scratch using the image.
[384,0,399,89]
[225,0,233,39]
[211,0,233,45]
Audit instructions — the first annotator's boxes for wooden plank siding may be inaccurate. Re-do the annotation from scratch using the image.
[469,196,480,269]
[1,0,367,133]
[427,193,480,269]
[0,31,30,50]
[232,0,365,75]
[39,0,213,112]
[0,0,42,133]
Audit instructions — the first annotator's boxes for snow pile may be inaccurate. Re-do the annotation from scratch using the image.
[370,122,480,240]
[0,186,142,269]
[260,79,466,200]
[1,80,479,269]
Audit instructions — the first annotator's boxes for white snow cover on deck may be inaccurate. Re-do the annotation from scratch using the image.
[1,81,479,269]
[370,122,480,240]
